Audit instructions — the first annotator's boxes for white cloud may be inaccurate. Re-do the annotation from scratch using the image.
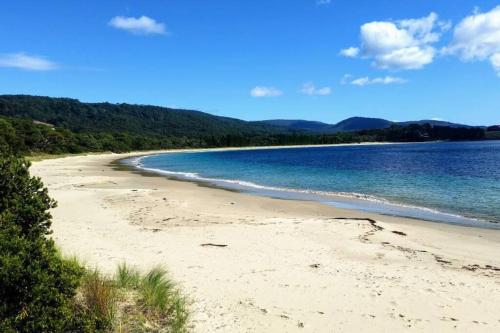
[339,47,360,57]
[250,86,283,97]
[375,46,435,70]
[491,53,500,76]
[317,0,331,5]
[445,6,500,75]
[300,82,331,96]
[342,13,447,70]
[342,75,407,86]
[108,16,167,35]
[0,53,58,71]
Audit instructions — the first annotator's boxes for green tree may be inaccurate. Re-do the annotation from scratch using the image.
[0,119,17,154]
[0,157,83,332]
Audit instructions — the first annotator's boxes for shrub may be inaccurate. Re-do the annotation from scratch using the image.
[0,156,84,332]
[0,156,189,332]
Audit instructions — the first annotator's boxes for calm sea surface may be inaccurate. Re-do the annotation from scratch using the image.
[132,141,500,229]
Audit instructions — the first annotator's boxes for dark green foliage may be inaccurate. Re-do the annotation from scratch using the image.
[0,156,87,332]
[0,156,116,332]
[0,158,56,239]
[486,131,500,140]
[0,95,286,138]
[0,95,491,158]
[0,230,84,332]
[369,123,486,142]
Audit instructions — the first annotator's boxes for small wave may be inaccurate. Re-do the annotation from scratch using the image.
[129,157,484,225]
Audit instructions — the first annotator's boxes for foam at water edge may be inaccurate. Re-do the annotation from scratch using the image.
[128,155,486,225]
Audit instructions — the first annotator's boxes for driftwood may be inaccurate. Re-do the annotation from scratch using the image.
[201,243,228,248]
[333,217,384,230]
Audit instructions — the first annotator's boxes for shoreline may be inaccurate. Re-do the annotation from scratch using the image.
[31,151,500,332]
[121,145,498,231]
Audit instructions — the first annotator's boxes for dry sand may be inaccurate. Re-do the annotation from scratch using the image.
[31,150,500,332]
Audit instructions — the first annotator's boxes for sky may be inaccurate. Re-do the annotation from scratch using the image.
[1,0,500,125]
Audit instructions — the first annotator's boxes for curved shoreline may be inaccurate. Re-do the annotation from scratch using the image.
[123,147,498,230]
[32,153,500,333]
[30,151,500,332]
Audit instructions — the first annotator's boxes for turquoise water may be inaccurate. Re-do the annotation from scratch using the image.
[131,141,500,229]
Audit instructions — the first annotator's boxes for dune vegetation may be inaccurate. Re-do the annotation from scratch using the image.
[0,155,189,332]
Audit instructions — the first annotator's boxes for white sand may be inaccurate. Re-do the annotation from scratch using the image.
[31,151,500,332]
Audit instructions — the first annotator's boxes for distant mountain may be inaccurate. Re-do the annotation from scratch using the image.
[332,117,393,132]
[398,120,473,128]
[258,119,333,132]
[258,117,393,133]
[260,117,477,133]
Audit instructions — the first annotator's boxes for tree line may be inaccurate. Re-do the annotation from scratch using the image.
[0,115,487,157]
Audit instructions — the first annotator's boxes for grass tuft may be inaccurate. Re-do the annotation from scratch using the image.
[80,269,117,330]
[140,266,174,312]
[116,262,141,289]
[168,291,190,333]
[138,266,190,332]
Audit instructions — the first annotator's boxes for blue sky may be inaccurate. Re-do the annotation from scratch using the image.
[1,0,499,125]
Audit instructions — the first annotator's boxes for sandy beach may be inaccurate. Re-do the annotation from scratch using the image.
[31,150,500,333]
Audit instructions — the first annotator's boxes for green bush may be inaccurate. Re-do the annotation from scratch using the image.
[0,156,116,333]
[0,155,189,332]
[0,156,85,332]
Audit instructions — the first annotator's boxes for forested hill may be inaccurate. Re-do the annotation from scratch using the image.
[0,94,488,156]
[259,117,474,134]
[0,95,288,137]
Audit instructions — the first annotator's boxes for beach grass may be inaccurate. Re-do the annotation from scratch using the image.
[139,266,175,312]
[79,269,117,329]
[116,262,141,289]
[112,264,190,332]
[50,261,192,332]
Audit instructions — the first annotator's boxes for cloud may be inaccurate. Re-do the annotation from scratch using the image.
[0,53,58,71]
[342,74,407,86]
[444,6,500,75]
[375,46,435,70]
[342,13,448,70]
[250,86,283,97]
[317,0,331,5]
[300,82,331,95]
[491,53,500,75]
[108,16,167,35]
[339,47,360,58]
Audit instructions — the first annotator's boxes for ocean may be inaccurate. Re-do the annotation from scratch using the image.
[129,141,500,229]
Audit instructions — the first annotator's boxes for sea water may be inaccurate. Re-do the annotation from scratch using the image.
[131,141,500,229]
